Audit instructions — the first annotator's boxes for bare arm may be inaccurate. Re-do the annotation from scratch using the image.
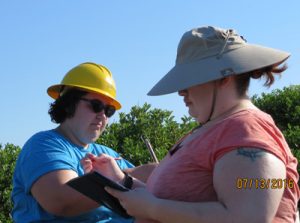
[106,148,286,223]
[31,169,100,217]
[124,162,158,183]
[212,148,285,222]
[31,153,151,217]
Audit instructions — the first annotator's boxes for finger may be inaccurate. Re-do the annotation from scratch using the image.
[86,153,96,160]
[85,166,93,173]
[95,154,115,163]
[81,159,92,166]
[98,153,116,160]
[80,158,92,166]
[80,158,91,168]
[84,166,93,173]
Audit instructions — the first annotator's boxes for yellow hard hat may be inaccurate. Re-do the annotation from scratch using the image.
[47,62,121,110]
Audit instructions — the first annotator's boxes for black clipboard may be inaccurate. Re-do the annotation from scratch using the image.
[67,171,131,218]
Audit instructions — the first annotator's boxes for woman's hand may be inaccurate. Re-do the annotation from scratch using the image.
[105,187,159,220]
[80,153,125,182]
[80,153,94,173]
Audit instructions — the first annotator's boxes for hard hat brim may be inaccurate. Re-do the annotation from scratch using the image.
[47,84,122,110]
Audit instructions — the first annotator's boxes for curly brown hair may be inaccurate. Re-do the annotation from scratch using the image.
[48,88,87,123]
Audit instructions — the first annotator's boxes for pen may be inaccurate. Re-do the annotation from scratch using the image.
[141,136,159,163]
[85,153,122,162]
[88,155,122,161]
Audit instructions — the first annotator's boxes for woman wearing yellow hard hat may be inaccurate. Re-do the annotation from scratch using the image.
[11,62,145,222]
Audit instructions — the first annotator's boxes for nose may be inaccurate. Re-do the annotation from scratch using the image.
[178,89,188,96]
[96,110,106,119]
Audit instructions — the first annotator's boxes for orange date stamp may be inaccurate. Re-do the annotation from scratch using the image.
[236,178,295,189]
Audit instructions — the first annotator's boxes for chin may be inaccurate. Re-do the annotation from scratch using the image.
[81,136,97,145]
[89,135,99,143]
[188,109,197,119]
[90,139,98,144]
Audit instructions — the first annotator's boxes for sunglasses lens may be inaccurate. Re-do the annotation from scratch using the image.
[90,100,105,113]
[81,98,115,117]
[91,100,116,117]
[105,106,116,118]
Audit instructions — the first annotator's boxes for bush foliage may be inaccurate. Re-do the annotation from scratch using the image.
[97,103,197,165]
[252,85,300,151]
[0,144,21,223]
[0,85,299,222]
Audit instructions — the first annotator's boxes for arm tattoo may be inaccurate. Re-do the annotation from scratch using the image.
[236,148,266,162]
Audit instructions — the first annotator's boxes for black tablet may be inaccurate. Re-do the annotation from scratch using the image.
[67,171,131,218]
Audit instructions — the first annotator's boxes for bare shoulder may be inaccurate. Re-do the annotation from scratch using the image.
[214,147,286,181]
[216,147,285,167]
[214,147,286,183]
[213,147,286,222]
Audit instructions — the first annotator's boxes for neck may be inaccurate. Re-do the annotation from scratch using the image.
[56,124,88,148]
[204,99,255,125]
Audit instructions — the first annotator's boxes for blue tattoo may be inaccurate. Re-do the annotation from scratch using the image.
[236,148,265,162]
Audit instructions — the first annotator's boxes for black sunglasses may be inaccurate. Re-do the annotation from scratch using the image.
[79,98,116,118]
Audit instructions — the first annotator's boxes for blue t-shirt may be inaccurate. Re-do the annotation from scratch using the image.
[11,129,134,223]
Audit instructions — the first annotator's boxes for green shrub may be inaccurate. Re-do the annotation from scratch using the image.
[0,143,21,223]
[252,85,300,151]
[97,103,197,165]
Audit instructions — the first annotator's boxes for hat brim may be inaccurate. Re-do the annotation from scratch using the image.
[47,84,122,110]
[148,44,290,96]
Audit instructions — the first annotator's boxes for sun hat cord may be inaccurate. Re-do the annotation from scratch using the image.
[203,29,232,124]
[203,81,218,124]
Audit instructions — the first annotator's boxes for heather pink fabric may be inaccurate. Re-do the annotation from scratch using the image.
[138,109,299,223]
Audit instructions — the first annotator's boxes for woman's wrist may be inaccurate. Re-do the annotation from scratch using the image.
[119,171,133,189]
[122,171,133,189]
[147,196,163,221]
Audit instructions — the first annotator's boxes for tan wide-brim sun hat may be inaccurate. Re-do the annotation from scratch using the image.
[148,26,290,96]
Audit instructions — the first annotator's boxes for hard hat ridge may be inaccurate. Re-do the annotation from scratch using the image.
[47,62,121,110]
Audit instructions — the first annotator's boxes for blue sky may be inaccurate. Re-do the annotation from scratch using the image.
[1,1,299,147]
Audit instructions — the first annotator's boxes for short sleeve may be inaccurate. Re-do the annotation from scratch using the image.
[19,131,77,193]
[211,112,288,166]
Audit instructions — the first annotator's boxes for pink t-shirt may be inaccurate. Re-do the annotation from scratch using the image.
[141,109,299,223]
